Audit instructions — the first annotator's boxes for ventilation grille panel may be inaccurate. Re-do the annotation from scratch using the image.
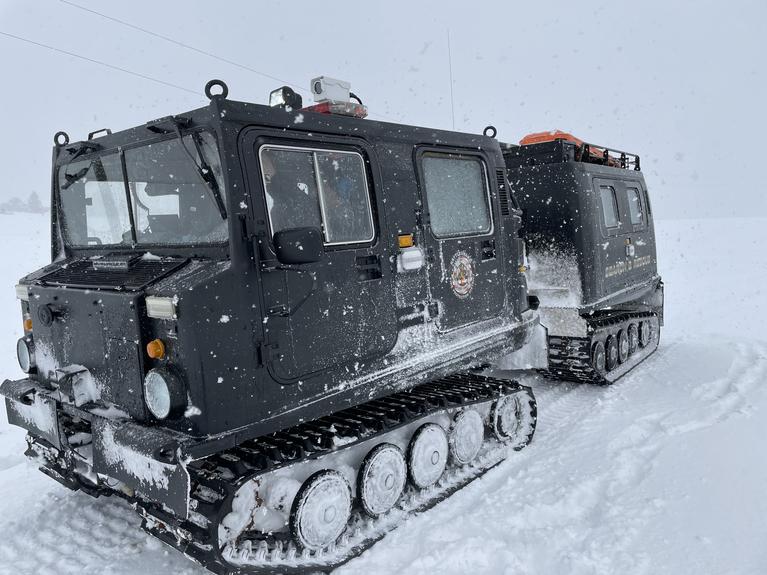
[496,168,511,216]
[39,258,186,291]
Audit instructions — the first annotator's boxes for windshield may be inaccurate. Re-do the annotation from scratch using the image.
[58,132,227,247]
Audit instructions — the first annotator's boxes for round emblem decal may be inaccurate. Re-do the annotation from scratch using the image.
[449,251,475,299]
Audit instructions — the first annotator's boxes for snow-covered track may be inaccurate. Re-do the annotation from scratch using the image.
[140,373,537,574]
[544,313,660,385]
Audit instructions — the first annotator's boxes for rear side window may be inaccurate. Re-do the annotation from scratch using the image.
[260,146,374,245]
[599,185,620,228]
[626,187,644,225]
[422,153,492,238]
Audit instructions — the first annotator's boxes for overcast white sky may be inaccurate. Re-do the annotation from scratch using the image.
[0,0,764,218]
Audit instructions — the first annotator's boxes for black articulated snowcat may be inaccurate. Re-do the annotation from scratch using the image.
[504,131,664,384]
[1,79,662,574]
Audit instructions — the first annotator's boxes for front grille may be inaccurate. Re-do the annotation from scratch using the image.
[39,258,186,291]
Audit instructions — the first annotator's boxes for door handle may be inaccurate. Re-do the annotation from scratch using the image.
[481,239,496,261]
[267,271,318,317]
[356,255,382,281]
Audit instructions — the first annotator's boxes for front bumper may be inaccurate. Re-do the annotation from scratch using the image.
[1,378,191,518]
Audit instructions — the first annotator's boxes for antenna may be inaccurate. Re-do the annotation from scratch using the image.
[447,29,455,130]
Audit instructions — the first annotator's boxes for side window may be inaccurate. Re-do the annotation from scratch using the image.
[422,153,492,238]
[599,185,620,229]
[315,152,374,244]
[260,146,374,245]
[626,187,644,225]
[260,148,323,233]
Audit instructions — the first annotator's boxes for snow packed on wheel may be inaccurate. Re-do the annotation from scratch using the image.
[1,78,662,574]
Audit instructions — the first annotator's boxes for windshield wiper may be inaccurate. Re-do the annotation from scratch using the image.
[65,141,101,162]
[61,164,91,190]
[191,132,228,220]
[173,123,227,221]
[60,142,103,189]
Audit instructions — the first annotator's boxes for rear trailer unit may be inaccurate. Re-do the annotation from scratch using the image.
[2,78,544,574]
[503,132,664,384]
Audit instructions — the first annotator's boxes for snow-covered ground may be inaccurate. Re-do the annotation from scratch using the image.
[0,214,765,575]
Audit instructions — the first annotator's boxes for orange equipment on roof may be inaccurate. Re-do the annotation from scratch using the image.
[520,130,623,167]
[519,130,584,146]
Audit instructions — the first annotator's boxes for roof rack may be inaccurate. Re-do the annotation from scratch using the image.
[575,142,640,171]
[505,131,641,172]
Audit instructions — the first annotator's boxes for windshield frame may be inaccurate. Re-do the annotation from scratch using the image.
[55,128,230,255]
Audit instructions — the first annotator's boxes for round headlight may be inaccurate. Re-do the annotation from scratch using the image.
[16,337,34,374]
[144,368,184,420]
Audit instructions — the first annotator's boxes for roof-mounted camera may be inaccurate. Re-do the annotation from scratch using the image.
[269,75,367,118]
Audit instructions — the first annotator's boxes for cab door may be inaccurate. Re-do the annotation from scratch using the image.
[416,148,504,332]
[595,177,655,296]
[595,179,627,296]
[242,132,397,383]
[619,179,656,287]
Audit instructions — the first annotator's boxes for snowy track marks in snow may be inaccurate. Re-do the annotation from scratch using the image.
[337,338,767,575]
[665,341,767,433]
[0,487,205,575]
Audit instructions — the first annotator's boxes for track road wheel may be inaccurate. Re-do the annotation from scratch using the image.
[448,409,484,465]
[628,323,639,355]
[358,443,406,517]
[408,423,448,489]
[290,470,352,551]
[605,335,619,372]
[592,340,607,374]
[492,394,520,442]
[618,329,629,363]
[640,320,652,347]
[490,392,537,449]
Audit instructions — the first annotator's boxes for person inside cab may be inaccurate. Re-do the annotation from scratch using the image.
[261,147,373,244]
[261,149,323,235]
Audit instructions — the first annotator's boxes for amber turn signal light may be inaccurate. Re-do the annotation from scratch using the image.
[23,318,33,331]
[146,338,166,360]
[398,234,414,248]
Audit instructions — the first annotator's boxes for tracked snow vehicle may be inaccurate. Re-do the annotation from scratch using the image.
[503,131,664,384]
[1,78,545,574]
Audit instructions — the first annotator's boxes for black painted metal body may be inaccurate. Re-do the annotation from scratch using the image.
[504,139,662,313]
[4,95,539,473]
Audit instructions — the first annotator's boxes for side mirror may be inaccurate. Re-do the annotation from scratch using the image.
[273,227,324,265]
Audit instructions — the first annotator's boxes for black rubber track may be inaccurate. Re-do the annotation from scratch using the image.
[139,373,537,574]
[542,312,660,385]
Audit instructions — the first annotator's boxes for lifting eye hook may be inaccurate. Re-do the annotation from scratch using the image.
[205,79,229,100]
